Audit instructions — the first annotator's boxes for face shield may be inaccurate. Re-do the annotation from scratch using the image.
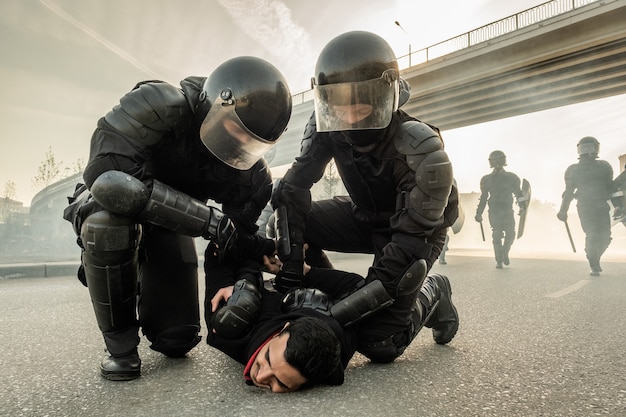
[578,142,599,156]
[199,90,278,170]
[312,69,399,132]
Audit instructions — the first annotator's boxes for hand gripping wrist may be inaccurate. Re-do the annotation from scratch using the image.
[272,251,304,293]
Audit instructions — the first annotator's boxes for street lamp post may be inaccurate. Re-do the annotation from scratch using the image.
[394,20,412,67]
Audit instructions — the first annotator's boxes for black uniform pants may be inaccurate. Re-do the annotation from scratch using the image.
[66,190,200,356]
[303,197,445,362]
[577,201,611,263]
[488,205,515,261]
[137,226,200,352]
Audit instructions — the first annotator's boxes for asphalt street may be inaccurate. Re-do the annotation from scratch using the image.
[1,251,625,417]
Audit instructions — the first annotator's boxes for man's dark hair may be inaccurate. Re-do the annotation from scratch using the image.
[280,317,342,387]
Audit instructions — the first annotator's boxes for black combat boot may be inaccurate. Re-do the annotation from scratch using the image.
[502,244,511,266]
[100,348,141,381]
[494,245,503,269]
[588,257,601,276]
[419,274,459,344]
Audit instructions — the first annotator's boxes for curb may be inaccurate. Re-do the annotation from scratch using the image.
[0,262,80,280]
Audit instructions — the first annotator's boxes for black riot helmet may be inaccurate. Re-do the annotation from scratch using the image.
[311,31,400,141]
[489,150,507,168]
[577,136,600,158]
[196,56,292,170]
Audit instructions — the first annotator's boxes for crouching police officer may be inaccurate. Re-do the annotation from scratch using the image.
[268,31,459,361]
[63,56,291,380]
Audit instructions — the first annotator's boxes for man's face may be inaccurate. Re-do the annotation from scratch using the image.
[332,103,373,126]
[250,332,307,393]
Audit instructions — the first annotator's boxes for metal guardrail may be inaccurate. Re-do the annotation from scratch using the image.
[291,0,600,104]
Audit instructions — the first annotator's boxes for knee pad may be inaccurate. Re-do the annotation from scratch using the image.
[80,210,141,264]
[210,279,261,339]
[395,259,427,297]
[148,325,201,357]
[281,288,332,315]
[80,211,141,332]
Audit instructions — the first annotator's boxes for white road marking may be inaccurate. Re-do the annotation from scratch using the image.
[545,279,591,298]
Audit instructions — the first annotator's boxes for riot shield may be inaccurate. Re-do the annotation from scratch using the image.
[517,178,531,239]
[451,202,465,234]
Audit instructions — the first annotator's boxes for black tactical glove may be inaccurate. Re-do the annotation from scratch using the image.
[222,233,276,264]
[272,243,304,293]
[210,216,237,261]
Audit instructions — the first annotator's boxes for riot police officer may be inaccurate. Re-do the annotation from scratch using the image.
[557,137,623,276]
[475,150,527,269]
[269,31,460,363]
[63,56,291,380]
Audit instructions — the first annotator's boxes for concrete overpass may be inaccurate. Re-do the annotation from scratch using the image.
[28,0,626,234]
[268,0,626,168]
[402,0,626,130]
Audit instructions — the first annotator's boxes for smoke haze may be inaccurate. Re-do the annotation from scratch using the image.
[0,0,625,207]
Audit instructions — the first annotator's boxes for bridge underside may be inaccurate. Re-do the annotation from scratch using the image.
[267,0,626,168]
[402,0,626,130]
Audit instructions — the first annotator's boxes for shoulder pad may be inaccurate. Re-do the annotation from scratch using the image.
[599,160,614,172]
[105,82,191,145]
[180,76,205,109]
[394,121,443,156]
[564,164,577,182]
[408,149,454,221]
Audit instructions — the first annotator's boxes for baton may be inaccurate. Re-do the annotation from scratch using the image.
[274,206,291,257]
[564,220,576,253]
[479,221,485,241]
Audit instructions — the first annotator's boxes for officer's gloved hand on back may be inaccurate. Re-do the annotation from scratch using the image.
[218,232,276,264]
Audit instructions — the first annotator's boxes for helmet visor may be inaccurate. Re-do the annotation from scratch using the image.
[200,96,277,170]
[313,70,398,132]
[578,143,599,155]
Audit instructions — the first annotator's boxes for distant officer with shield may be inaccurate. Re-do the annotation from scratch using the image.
[612,164,626,227]
[475,150,529,269]
[557,137,624,276]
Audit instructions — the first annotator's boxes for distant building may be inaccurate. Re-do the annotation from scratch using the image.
[29,173,82,242]
[0,197,27,223]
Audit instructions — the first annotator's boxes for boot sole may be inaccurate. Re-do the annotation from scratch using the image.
[101,368,141,381]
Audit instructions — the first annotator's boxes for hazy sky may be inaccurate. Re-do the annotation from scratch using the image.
[1,0,625,205]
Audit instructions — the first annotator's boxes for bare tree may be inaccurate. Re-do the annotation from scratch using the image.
[2,180,16,200]
[72,158,85,175]
[32,146,63,190]
[62,158,86,179]
[321,159,341,199]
